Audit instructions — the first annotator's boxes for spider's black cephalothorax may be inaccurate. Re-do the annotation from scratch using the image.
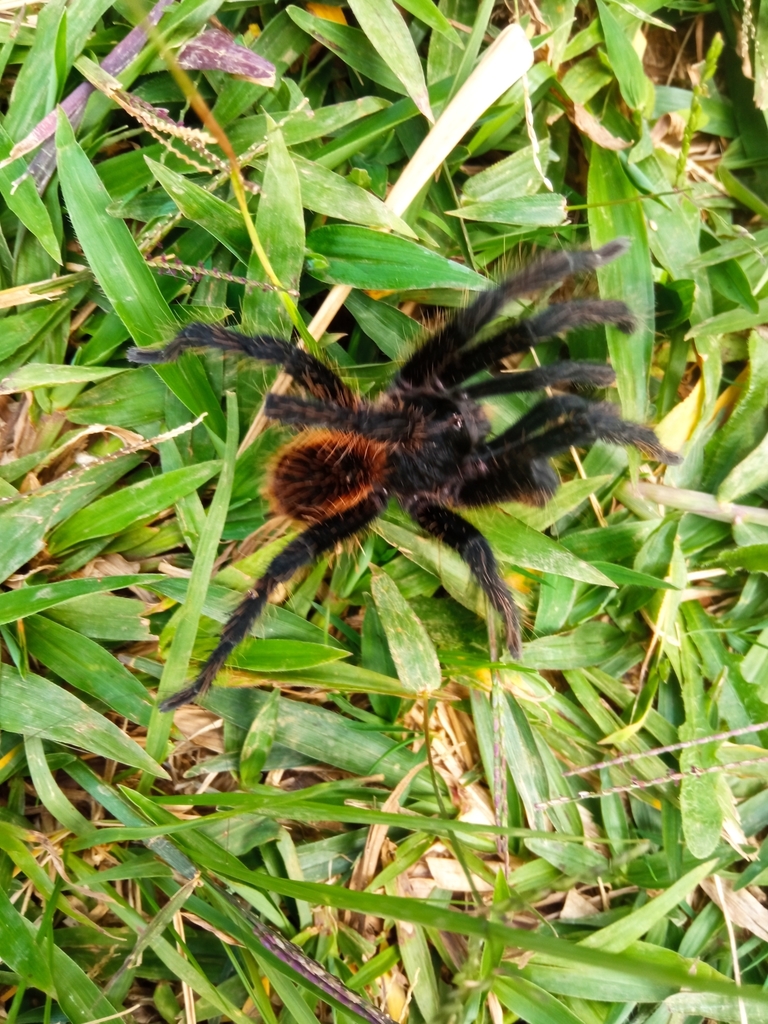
[129,240,680,710]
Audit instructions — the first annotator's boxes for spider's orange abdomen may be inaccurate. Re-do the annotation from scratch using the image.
[267,430,388,525]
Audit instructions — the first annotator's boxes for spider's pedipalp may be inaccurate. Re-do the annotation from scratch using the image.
[160,495,385,711]
[461,361,616,400]
[489,394,681,465]
[129,323,357,408]
[405,500,522,657]
[397,240,630,387]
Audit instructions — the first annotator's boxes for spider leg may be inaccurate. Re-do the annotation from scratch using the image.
[397,240,630,387]
[265,394,416,441]
[457,456,560,508]
[486,395,680,463]
[455,394,679,509]
[404,499,522,658]
[442,299,634,388]
[129,323,357,408]
[159,494,385,711]
[462,361,616,400]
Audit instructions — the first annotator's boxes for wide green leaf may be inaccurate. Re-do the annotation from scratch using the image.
[48,461,221,552]
[56,109,176,346]
[0,666,167,776]
[371,570,442,693]
[307,225,489,290]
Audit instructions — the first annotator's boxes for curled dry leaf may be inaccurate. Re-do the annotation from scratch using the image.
[572,103,632,150]
[651,111,687,145]
[701,876,768,941]
[178,29,276,86]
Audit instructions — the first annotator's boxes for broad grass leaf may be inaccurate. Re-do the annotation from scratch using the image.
[229,639,351,671]
[393,913,441,1022]
[56,109,176,346]
[0,364,126,394]
[590,562,679,589]
[293,155,416,236]
[505,475,614,531]
[345,290,421,360]
[516,945,704,1002]
[704,332,768,492]
[595,0,652,112]
[494,975,589,1024]
[500,694,549,829]
[307,225,489,290]
[46,592,152,641]
[580,859,717,952]
[286,7,407,95]
[147,158,251,263]
[148,394,238,760]
[0,882,126,1024]
[450,193,567,225]
[398,0,460,40]
[0,885,54,990]
[347,0,433,121]
[666,992,768,1023]
[244,124,303,336]
[204,687,431,790]
[0,666,167,775]
[526,838,608,878]
[588,149,653,423]
[523,623,626,670]
[154,352,228,440]
[679,636,725,858]
[0,298,85,363]
[375,518,487,622]
[427,0,472,84]
[0,455,143,582]
[48,460,221,552]
[24,615,153,726]
[67,365,167,428]
[0,126,61,263]
[718,430,768,501]
[686,298,768,339]
[0,574,160,624]
[240,687,280,787]
[229,97,390,149]
[466,510,615,586]
[3,0,65,138]
[370,571,442,693]
[462,142,551,201]
[24,734,93,834]
[716,544,768,572]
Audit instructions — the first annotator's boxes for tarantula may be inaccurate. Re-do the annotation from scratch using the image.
[130,239,679,711]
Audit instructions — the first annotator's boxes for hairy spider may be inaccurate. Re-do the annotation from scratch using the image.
[130,239,679,711]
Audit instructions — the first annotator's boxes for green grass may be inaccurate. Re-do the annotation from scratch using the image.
[1,2,768,1024]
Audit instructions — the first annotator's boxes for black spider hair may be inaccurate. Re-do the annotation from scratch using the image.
[129,240,680,711]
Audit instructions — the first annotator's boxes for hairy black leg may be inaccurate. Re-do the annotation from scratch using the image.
[441,300,634,388]
[462,361,615,400]
[129,323,357,408]
[405,500,522,658]
[397,240,630,387]
[160,495,385,711]
[487,394,681,464]
[456,456,560,508]
[264,394,417,441]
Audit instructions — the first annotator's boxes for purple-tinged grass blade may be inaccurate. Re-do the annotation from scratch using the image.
[178,29,275,85]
